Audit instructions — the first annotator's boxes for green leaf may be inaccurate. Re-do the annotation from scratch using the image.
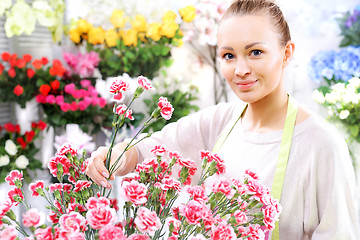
[349,125,359,138]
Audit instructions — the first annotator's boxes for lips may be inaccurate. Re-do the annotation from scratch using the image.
[235,80,258,90]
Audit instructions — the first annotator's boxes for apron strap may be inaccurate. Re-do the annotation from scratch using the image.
[212,96,299,240]
[271,96,298,240]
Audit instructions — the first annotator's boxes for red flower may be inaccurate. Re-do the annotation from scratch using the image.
[74,180,92,192]
[3,123,16,132]
[17,137,27,149]
[57,143,78,156]
[39,84,51,96]
[50,80,60,90]
[23,54,32,63]
[49,59,66,77]
[1,52,10,61]
[8,188,24,206]
[0,63,4,75]
[15,124,20,133]
[8,68,16,78]
[157,97,174,120]
[37,120,47,130]
[13,85,24,96]
[48,155,72,177]
[32,59,42,69]
[9,54,17,67]
[16,59,26,68]
[25,130,36,142]
[27,68,35,78]
[41,57,49,65]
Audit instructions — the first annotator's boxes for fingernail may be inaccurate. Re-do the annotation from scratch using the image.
[100,181,107,187]
[102,172,109,178]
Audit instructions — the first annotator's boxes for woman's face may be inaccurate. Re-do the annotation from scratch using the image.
[217,14,291,103]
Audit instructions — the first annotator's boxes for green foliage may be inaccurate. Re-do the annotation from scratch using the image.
[143,78,199,133]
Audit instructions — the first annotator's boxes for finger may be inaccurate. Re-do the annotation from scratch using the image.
[86,164,112,189]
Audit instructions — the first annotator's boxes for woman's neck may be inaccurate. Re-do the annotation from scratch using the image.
[242,90,289,133]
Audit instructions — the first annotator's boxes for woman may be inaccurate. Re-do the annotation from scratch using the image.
[86,0,359,238]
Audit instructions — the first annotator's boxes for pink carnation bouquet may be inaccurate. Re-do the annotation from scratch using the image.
[0,75,281,240]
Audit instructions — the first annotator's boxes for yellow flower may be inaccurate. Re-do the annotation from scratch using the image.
[88,27,105,45]
[172,37,183,47]
[121,29,138,47]
[179,5,196,22]
[146,23,161,41]
[160,20,179,38]
[131,14,147,32]
[138,32,147,43]
[162,10,177,22]
[77,19,92,34]
[111,9,127,28]
[69,28,81,43]
[105,28,118,47]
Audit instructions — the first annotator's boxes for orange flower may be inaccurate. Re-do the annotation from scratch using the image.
[49,60,66,77]
[13,85,24,96]
[32,59,42,69]
[50,80,60,90]
[16,59,26,69]
[23,54,32,63]
[39,84,51,96]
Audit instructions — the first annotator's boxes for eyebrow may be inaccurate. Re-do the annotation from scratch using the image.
[219,42,266,51]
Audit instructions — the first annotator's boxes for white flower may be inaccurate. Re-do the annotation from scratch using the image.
[4,0,36,37]
[339,110,350,120]
[32,0,57,27]
[5,139,18,156]
[312,89,325,104]
[0,155,10,167]
[15,155,29,169]
[348,77,360,89]
[0,0,12,17]
[324,92,338,104]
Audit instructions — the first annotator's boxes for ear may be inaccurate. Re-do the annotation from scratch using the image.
[282,41,295,68]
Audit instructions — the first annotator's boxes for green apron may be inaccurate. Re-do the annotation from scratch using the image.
[212,96,298,240]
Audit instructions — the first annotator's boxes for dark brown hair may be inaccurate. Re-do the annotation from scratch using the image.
[222,0,291,46]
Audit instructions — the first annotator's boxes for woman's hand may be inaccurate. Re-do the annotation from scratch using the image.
[86,142,136,188]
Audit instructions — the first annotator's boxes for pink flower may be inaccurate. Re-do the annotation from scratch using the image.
[179,200,204,225]
[85,197,110,210]
[0,225,17,240]
[34,226,58,240]
[48,154,72,177]
[211,221,236,240]
[99,224,125,240]
[74,180,92,192]
[60,102,71,112]
[98,97,107,107]
[49,183,63,192]
[76,51,100,77]
[57,143,78,156]
[212,177,236,199]
[67,203,87,214]
[262,205,279,232]
[120,180,148,206]
[127,234,150,240]
[78,100,88,111]
[161,176,182,191]
[110,77,129,94]
[115,104,134,120]
[189,234,207,240]
[114,91,125,101]
[169,151,183,162]
[178,158,197,176]
[0,198,13,217]
[45,95,56,104]
[8,188,24,206]
[22,208,44,228]
[59,212,87,233]
[150,144,168,156]
[233,210,247,225]
[70,101,78,111]
[246,178,268,202]
[245,169,260,180]
[29,180,45,197]
[48,210,59,224]
[244,224,265,240]
[166,217,181,236]
[72,90,82,99]
[168,236,178,240]
[5,170,23,186]
[64,83,76,94]
[137,75,153,90]
[86,207,117,229]
[134,207,161,236]
[63,52,78,69]
[80,79,92,88]
[157,97,174,120]
[55,95,64,105]
[186,185,208,203]
[59,231,85,240]
[36,94,46,103]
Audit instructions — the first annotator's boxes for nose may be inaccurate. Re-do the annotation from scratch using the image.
[234,58,251,77]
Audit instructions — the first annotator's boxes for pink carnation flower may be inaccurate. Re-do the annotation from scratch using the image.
[99,224,125,240]
[22,208,44,228]
[120,180,148,206]
[8,188,24,206]
[137,75,153,90]
[211,221,237,240]
[212,177,236,199]
[5,170,23,186]
[74,180,92,192]
[134,207,161,236]
[0,225,17,240]
[29,180,45,197]
[157,96,174,120]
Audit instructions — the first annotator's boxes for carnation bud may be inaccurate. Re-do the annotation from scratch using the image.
[6,209,17,221]
[150,107,161,119]
[134,86,144,99]
[14,178,23,189]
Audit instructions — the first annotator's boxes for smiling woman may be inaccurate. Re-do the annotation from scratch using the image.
[87,0,360,239]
